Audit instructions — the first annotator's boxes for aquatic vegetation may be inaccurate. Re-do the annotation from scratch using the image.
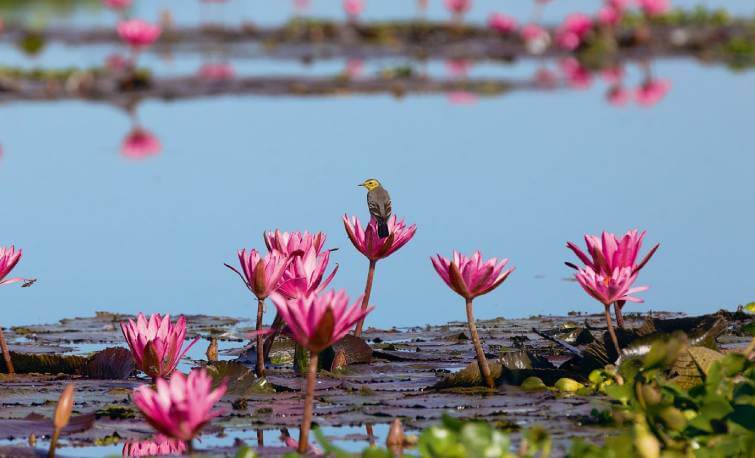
[120,313,200,380]
[132,369,226,446]
[270,289,372,453]
[343,215,416,336]
[431,251,514,389]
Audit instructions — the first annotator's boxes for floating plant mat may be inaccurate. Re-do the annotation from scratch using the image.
[0,310,751,457]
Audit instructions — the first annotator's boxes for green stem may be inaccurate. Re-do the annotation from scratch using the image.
[47,428,60,458]
[605,305,622,357]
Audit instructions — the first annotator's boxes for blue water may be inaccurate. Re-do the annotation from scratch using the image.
[0,2,754,330]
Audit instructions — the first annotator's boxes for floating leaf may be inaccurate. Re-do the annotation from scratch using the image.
[0,413,95,440]
[688,346,724,376]
[85,347,135,380]
[204,361,273,396]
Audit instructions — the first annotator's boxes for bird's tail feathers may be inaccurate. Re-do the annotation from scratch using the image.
[377,219,389,238]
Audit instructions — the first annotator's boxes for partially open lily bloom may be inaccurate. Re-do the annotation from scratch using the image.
[431,251,514,300]
[120,313,199,379]
[229,249,291,300]
[635,78,671,107]
[270,290,370,353]
[637,0,670,17]
[121,127,161,160]
[264,230,326,256]
[122,435,186,457]
[343,0,364,18]
[277,247,338,300]
[0,246,25,286]
[556,13,593,50]
[566,230,660,276]
[105,0,132,11]
[117,19,161,49]
[575,266,648,306]
[343,215,417,262]
[132,369,226,443]
[488,13,518,34]
[444,0,471,16]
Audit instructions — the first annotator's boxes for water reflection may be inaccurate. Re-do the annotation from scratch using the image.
[121,125,161,160]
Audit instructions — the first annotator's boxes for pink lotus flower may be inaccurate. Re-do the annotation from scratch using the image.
[602,66,624,84]
[270,290,370,354]
[343,0,364,18]
[0,246,24,286]
[520,24,551,54]
[228,249,291,300]
[597,5,622,27]
[559,57,592,89]
[132,369,226,443]
[120,313,200,379]
[105,0,132,11]
[277,247,338,300]
[121,128,161,160]
[575,266,648,306]
[444,0,471,15]
[637,0,670,17]
[198,63,235,81]
[635,78,671,106]
[343,215,417,262]
[122,435,186,457]
[606,85,631,106]
[264,230,326,257]
[488,13,518,34]
[346,59,364,79]
[445,59,471,78]
[293,0,311,13]
[556,13,593,51]
[566,230,659,276]
[117,19,161,49]
[431,251,514,300]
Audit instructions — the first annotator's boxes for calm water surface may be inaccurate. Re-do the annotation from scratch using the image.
[1,2,754,329]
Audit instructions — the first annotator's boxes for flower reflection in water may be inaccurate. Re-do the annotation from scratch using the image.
[198,62,235,81]
[121,127,161,160]
[445,59,477,105]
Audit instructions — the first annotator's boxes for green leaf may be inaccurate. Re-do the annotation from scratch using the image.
[728,404,755,430]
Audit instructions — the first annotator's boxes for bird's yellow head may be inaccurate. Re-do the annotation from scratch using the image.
[358,178,381,191]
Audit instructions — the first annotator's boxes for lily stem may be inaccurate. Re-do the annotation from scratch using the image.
[353,259,377,337]
[604,305,622,357]
[256,298,266,378]
[0,326,14,375]
[614,300,625,328]
[47,428,60,458]
[465,298,494,389]
[298,351,318,454]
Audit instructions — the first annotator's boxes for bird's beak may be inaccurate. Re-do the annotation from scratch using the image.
[357,183,365,187]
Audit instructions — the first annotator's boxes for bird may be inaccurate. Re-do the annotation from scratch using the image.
[359,178,392,238]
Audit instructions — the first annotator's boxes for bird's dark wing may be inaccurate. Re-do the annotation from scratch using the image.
[368,187,392,219]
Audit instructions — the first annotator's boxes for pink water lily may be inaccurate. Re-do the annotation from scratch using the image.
[120,313,199,380]
[575,266,648,306]
[556,13,593,50]
[121,127,161,160]
[270,290,371,453]
[0,246,24,287]
[132,369,226,444]
[521,24,551,54]
[635,78,671,107]
[343,0,364,18]
[228,249,291,300]
[606,85,631,106]
[637,0,670,17]
[343,215,416,262]
[488,13,518,34]
[122,435,186,457]
[105,0,131,11]
[0,245,33,376]
[566,230,659,277]
[344,214,416,336]
[117,19,161,49]
[264,230,326,257]
[445,0,471,16]
[198,63,235,81]
[227,248,294,377]
[277,247,338,300]
[270,290,369,354]
[431,251,514,300]
[432,251,514,389]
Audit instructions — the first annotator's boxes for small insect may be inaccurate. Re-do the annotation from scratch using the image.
[21,278,37,288]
